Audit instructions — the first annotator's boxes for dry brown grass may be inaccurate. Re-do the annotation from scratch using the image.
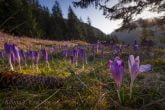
[0,32,89,50]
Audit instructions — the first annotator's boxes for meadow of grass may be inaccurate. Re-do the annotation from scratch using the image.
[0,34,165,110]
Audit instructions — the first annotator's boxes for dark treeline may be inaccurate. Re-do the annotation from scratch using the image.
[0,0,107,42]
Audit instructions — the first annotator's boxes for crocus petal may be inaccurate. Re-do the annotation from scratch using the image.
[135,56,140,69]
[128,55,135,74]
[109,60,113,68]
[139,64,152,72]
[131,63,139,81]
[129,55,135,66]
[115,56,122,65]
[128,59,132,74]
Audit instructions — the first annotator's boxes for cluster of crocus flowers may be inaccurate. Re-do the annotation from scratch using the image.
[2,43,54,71]
[109,55,152,102]
[61,47,87,68]
[4,43,21,71]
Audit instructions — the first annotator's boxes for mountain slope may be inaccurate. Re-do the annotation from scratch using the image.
[110,17,165,46]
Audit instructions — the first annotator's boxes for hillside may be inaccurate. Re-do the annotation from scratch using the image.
[111,17,165,46]
[0,32,89,50]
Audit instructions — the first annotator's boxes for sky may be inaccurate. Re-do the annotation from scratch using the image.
[39,0,163,34]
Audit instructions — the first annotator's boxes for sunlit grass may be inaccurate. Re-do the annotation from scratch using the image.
[0,44,164,109]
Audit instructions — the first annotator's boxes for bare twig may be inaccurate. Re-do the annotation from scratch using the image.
[140,97,165,109]
[34,89,60,109]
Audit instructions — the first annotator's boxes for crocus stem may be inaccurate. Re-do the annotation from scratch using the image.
[130,80,134,99]
[9,55,14,71]
[9,62,14,71]
[117,89,121,103]
[47,62,50,70]
[82,63,84,70]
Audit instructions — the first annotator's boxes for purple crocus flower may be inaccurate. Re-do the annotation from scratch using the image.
[128,55,140,98]
[0,51,4,58]
[70,48,78,65]
[33,51,40,70]
[113,45,122,54]
[26,50,33,65]
[19,50,25,59]
[4,43,11,54]
[19,49,27,66]
[79,48,87,64]
[109,56,124,89]
[11,44,20,62]
[73,48,79,58]
[133,40,139,52]
[41,48,48,62]
[62,50,68,58]
[128,55,140,82]
[41,48,49,68]
[4,43,14,71]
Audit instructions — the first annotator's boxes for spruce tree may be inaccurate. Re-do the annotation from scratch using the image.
[67,6,81,40]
